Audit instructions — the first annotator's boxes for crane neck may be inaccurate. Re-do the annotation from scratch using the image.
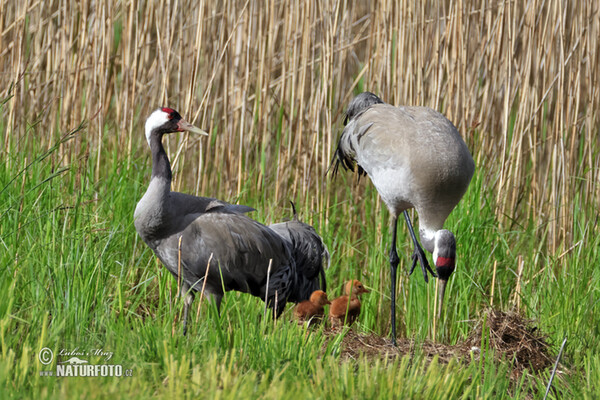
[419,228,436,253]
[149,131,172,183]
[420,228,457,261]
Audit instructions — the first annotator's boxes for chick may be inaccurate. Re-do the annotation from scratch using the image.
[329,280,369,327]
[294,290,331,325]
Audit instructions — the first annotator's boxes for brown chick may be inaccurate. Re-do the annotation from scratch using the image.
[294,290,331,324]
[329,280,369,327]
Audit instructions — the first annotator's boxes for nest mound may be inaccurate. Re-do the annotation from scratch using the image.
[322,328,464,365]
[322,308,555,379]
[462,309,553,375]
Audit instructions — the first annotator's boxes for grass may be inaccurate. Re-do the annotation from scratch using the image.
[1,109,599,399]
[1,0,600,398]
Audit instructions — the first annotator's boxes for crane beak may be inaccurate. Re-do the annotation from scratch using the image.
[178,119,209,136]
[437,279,448,319]
[435,256,454,319]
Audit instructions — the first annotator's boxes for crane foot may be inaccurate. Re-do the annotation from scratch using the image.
[408,245,437,282]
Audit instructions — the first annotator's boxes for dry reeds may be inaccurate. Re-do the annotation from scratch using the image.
[1,0,598,254]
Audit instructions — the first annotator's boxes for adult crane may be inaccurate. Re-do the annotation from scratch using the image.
[134,107,325,334]
[330,92,474,344]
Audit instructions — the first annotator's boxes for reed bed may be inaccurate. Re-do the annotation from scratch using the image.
[2,0,598,253]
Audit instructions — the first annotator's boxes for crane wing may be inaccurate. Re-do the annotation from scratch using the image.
[269,219,329,301]
[170,192,255,215]
[154,211,295,311]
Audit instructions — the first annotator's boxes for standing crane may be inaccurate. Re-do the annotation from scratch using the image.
[330,92,474,344]
[134,107,325,334]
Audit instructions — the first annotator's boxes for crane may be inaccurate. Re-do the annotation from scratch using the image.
[293,290,330,325]
[329,280,369,327]
[134,107,325,334]
[330,92,474,344]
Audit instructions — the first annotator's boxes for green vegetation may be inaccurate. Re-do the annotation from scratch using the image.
[1,104,598,398]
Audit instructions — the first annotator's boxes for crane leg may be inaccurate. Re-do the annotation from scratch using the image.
[403,210,437,282]
[389,216,399,346]
[182,290,194,336]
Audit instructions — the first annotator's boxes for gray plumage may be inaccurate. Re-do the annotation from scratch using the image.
[134,108,321,334]
[333,96,474,230]
[268,202,329,300]
[331,92,474,342]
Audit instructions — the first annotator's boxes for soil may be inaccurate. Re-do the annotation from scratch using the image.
[321,308,556,380]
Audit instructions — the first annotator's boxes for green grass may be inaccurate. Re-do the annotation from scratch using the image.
[1,118,599,399]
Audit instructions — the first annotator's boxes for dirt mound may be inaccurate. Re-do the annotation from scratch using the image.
[322,309,555,379]
[462,309,554,376]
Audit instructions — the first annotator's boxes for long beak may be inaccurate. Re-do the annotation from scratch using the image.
[178,119,209,136]
[437,279,448,319]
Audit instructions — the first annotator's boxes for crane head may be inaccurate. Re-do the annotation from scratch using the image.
[309,290,331,306]
[345,280,370,296]
[432,229,456,281]
[343,92,384,125]
[145,107,208,145]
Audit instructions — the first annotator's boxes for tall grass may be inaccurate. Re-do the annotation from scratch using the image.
[2,1,598,247]
[1,0,599,398]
